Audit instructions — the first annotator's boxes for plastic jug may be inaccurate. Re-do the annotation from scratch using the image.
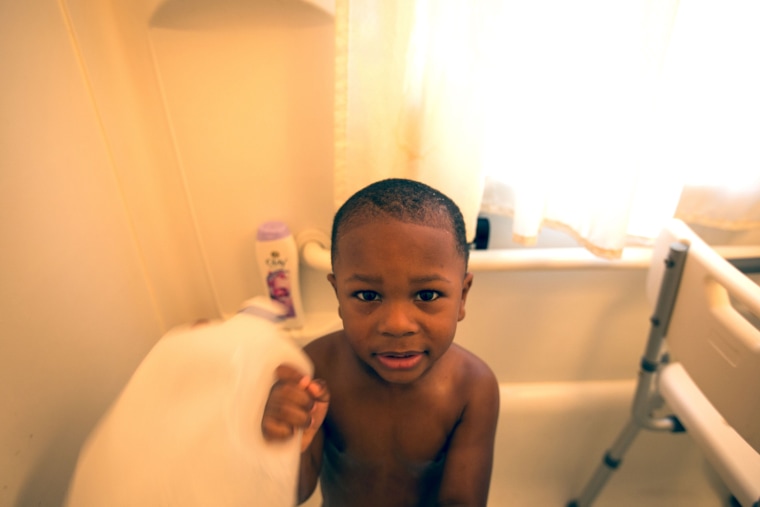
[65,298,311,507]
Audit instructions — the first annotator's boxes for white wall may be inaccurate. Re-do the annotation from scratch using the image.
[0,0,335,505]
[0,2,165,505]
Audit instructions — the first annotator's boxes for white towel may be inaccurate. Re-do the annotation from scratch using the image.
[66,298,311,507]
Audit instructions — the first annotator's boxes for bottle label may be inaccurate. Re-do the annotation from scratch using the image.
[265,250,295,317]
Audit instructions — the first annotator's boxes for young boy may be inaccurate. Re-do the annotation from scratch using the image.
[262,179,500,506]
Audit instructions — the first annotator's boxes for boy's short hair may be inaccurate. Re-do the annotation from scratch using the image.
[330,178,469,269]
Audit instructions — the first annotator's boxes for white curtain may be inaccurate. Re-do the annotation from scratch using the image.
[334,0,496,239]
[653,0,760,232]
[335,0,760,257]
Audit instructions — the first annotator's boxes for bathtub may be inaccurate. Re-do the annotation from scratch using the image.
[301,378,728,507]
[488,380,728,506]
[297,255,735,506]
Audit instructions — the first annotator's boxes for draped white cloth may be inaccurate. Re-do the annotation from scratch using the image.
[335,0,760,257]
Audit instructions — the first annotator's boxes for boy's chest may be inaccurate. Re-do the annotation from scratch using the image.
[323,384,463,466]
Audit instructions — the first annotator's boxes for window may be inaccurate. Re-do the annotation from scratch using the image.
[335,0,760,257]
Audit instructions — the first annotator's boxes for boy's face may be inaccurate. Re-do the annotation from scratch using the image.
[328,219,473,385]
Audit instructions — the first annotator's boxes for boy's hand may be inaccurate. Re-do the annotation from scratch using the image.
[262,364,330,452]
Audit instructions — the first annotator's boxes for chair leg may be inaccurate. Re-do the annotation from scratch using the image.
[567,419,641,507]
[569,242,690,507]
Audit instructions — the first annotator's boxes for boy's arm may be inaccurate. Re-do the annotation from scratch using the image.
[437,365,500,507]
[261,364,329,504]
[297,425,324,503]
[296,379,328,504]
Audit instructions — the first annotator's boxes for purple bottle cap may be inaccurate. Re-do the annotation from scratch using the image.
[257,221,291,241]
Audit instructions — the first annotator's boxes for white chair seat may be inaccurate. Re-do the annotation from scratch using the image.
[660,362,760,507]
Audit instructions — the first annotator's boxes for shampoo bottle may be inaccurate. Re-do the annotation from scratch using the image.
[255,221,304,329]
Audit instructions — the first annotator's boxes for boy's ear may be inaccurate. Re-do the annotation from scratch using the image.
[458,272,474,321]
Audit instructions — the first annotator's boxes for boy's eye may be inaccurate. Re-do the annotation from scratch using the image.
[416,290,440,302]
[354,290,381,302]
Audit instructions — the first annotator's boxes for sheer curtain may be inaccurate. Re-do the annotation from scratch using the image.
[334,0,496,239]
[334,0,760,257]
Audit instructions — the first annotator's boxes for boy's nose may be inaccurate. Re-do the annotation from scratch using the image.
[378,301,418,337]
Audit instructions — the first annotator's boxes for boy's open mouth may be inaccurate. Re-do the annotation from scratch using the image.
[375,351,424,370]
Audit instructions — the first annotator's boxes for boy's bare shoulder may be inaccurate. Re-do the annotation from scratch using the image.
[446,344,500,435]
[302,331,343,376]
[449,343,497,380]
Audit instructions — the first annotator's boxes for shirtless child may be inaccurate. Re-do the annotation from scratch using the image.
[262,178,500,506]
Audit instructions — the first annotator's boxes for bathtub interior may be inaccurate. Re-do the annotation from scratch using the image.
[489,381,730,507]
[304,380,731,507]
[298,267,741,506]
[301,379,731,507]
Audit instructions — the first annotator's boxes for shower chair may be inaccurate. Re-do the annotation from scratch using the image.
[568,219,760,507]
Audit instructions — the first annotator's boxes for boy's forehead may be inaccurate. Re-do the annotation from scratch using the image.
[336,218,455,245]
[338,211,454,236]
[333,219,464,267]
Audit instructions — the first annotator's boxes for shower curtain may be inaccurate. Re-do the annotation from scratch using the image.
[334,0,494,241]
